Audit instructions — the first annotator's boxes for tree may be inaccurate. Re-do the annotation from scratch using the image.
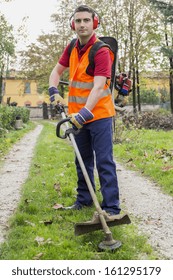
[19,0,76,94]
[94,0,162,112]
[148,0,173,113]
[0,13,15,103]
[119,0,161,112]
[19,33,65,93]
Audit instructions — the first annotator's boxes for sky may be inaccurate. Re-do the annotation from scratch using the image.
[0,0,59,50]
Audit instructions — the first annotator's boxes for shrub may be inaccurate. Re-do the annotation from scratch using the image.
[122,110,173,130]
[140,88,160,104]
[0,105,30,133]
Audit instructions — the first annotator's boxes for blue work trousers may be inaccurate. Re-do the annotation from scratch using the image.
[74,117,120,214]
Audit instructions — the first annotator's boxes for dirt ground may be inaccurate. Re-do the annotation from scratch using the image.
[0,124,173,259]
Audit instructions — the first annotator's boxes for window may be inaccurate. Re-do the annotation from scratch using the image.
[25,103,31,107]
[25,101,31,107]
[24,82,31,94]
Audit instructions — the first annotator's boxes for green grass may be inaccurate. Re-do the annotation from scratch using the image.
[113,126,173,196]
[0,121,159,260]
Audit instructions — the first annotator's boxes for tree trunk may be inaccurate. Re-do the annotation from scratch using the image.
[164,25,173,113]
[136,67,141,112]
[170,57,173,114]
[132,66,137,113]
[0,64,5,104]
[0,74,2,104]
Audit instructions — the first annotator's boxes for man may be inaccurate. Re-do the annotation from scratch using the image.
[49,5,121,215]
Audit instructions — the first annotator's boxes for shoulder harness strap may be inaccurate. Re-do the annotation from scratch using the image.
[68,38,77,56]
[68,38,111,76]
[87,40,111,74]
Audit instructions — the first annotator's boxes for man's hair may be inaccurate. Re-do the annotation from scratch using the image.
[73,5,96,20]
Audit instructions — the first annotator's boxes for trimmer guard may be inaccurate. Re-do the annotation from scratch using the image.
[75,211,131,236]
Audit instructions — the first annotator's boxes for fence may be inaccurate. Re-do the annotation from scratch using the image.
[28,103,170,120]
[29,103,62,119]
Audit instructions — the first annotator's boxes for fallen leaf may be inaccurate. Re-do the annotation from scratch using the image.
[35,236,45,245]
[126,158,133,163]
[44,220,53,226]
[161,166,173,172]
[33,253,43,260]
[24,199,32,204]
[144,151,148,158]
[34,236,52,246]
[14,149,20,152]
[52,203,64,210]
[45,238,52,244]
[25,220,35,227]
[34,163,40,168]
[145,218,162,226]
[54,183,61,194]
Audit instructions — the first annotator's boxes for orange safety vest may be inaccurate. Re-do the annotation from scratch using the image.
[68,42,115,122]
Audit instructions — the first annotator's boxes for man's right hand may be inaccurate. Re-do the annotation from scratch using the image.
[49,86,67,106]
[69,107,94,129]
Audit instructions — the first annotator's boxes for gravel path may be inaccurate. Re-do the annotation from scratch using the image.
[0,125,43,243]
[117,163,173,259]
[0,124,173,259]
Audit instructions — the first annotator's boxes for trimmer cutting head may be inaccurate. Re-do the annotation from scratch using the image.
[98,239,122,251]
[74,211,131,236]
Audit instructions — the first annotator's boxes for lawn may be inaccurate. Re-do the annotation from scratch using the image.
[0,121,159,260]
[113,121,173,196]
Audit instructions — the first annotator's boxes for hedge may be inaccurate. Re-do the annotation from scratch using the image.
[0,105,30,136]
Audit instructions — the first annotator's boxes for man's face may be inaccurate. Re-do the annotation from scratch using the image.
[74,11,94,38]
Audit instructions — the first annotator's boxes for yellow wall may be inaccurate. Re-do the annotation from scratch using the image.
[140,77,169,92]
[2,78,49,107]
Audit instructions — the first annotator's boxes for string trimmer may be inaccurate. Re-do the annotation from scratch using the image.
[56,110,131,251]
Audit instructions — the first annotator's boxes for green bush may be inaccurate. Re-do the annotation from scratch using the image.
[12,106,30,123]
[128,88,161,105]
[0,105,30,134]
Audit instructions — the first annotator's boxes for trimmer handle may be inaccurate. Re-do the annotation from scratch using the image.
[56,117,80,139]
[56,117,71,139]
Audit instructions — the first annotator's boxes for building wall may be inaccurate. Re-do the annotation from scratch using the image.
[2,78,49,107]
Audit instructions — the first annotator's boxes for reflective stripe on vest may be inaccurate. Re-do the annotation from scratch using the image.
[69,81,94,89]
[70,80,111,94]
[68,87,112,104]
